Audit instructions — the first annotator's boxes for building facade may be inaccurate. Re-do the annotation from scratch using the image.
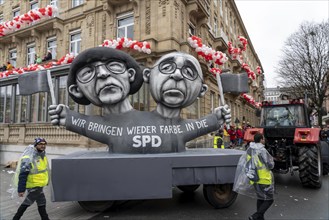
[264,87,281,102]
[0,0,264,164]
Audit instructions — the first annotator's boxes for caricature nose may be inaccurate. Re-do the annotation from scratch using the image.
[170,69,184,80]
[96,65,110,78]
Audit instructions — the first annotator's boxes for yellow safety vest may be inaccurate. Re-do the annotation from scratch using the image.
[213,136,225,149]
[21,155,49,189]
[247,154,272,185]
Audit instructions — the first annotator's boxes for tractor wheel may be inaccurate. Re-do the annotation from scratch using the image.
[78,201,115,212]
[298,145,322,188]
[177,185,200,193]
[323,163,329,175]
[203,184,237,209]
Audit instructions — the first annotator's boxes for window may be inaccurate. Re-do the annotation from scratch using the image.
[117,13,134,39]
[210,91,215,113]
[0,86,5,123]
[69,30,81,56]
[27,43,36,65]
[229,12,233,33]
[188,23,195,36]
[9,49,17,68]
[50,0,58,8]
[47,37,57,59]
[15,86,28,123]
[129,83,149,111]
[214,16,218,36]
[219,0,223,17]
[58,75,68,105]
[72,0,84,8]
[13,8,20,18]
[183,99,198,119]
[4,85,12,123]
[30,0,38,10]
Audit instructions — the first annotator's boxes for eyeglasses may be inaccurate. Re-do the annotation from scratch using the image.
[155,61,200,81]
[77,61,127,83]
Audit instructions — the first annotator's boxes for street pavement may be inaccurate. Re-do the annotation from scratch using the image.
[1,165,328,220]
[91,173,329,220]
[0,166,99,220]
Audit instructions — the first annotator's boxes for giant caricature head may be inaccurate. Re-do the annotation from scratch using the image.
[67,47,143,106]
[143,52,208,108]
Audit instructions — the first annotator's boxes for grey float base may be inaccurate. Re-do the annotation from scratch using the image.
[51,148,243,202]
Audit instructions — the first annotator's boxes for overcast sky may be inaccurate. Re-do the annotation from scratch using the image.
[235,0,329,88]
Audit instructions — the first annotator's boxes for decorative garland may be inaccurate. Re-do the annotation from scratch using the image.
[209,67,222,78]
[188,35,229,78]
[0,38,151,78]
[256,66,262,74]
[100,38,151,54]
[187,36,261,109]
[241,93,262,108]
[242,63,256,80]
[187,36,228,65]
[0,5,57,37]
[228,36,248,60]
[0,53,75,78]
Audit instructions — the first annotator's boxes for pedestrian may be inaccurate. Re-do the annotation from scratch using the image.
[213,129,224,149]
[223,125,230,148]
[12,137,50,220]
[233,132,275,220]
[6,61,13,70]
[42,50,52,62]
[35,54,42,64]
[228,125,236,148]
[320,127,327,141]
[326,127,329,143]
[0,63,7,71]
[236,126,244,146]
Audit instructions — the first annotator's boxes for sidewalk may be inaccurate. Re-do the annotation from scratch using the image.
[0,166,98,220]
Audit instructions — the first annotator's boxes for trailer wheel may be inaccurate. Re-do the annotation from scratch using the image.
[203,184,237,209]
[78,201,114,212]
[298,145,322,188]
[177,185,200,193]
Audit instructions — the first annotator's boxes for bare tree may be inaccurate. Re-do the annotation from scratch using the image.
[276,21,329,126]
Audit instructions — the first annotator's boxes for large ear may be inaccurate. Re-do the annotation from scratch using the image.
[142,68,151,83]
[127,68,136,83]
[68,84,84,98]
[198,84,208,97]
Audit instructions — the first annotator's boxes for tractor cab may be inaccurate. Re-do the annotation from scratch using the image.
[260,100,310,128]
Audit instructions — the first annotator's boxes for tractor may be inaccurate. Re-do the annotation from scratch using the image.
[244,99,329,188]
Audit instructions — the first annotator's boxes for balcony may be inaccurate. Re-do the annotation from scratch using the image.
[212,29,229,51]
[0,16,64,44]
[187,0,210,20]
[105,0,131,6]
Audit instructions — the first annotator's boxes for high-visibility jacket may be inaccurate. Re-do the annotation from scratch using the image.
[247,154,272,185]
[213,136,225,149]
[21,154,49,189]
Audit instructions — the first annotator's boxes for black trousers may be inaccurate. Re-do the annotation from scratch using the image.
[22,187,47,206]
[13,187,49,220]
[252,184,274,220]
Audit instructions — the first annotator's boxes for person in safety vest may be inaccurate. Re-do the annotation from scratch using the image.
[13,137,50,220]
[213,129,224,149]
[247,132,274,220]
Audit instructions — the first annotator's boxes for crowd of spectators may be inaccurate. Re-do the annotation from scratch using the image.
[0,61,14,72]
[225,121,252,148]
